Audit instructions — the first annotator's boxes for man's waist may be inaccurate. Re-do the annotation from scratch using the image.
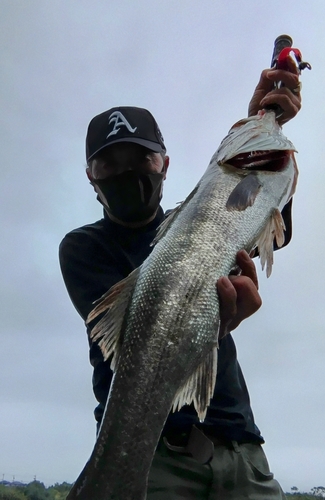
[160,425,261,465]
[161,424,263,448]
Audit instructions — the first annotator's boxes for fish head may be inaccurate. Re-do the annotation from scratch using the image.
[215,110,298,174]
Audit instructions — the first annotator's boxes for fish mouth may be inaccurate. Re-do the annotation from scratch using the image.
[226,150,290,172]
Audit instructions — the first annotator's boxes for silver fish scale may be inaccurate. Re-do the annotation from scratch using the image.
[67,112,297,500]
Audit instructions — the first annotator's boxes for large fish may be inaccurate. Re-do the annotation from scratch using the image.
[67,109,298,500]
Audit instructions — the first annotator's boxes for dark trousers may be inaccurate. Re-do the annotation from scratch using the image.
[148,435,286,499]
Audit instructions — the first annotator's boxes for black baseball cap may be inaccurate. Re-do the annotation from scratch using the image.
[86,106,166,161]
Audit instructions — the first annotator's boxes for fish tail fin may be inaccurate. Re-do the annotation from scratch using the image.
[256,208,286,278]
[172,346,218,422]
[87,267,140,366]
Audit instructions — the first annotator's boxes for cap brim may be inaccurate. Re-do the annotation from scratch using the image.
[88,137,165,160]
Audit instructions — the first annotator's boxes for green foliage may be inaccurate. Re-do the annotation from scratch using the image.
[286,484,325,498]
[286,494,324,499]
[47,483,71,500]
[0,485,27,500]
[23,481,49,500]
[2,481,325,499]
[0,482,72,500]
[286,488,324,500]
[311,486,325,497]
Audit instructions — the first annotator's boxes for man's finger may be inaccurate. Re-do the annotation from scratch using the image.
[217,276,237,318]
[228,275,262,321]
[248,68,302,123]
[216,276,237,338]
[260,87,301,108]
[235,250,259,289]
[265,69,300,87]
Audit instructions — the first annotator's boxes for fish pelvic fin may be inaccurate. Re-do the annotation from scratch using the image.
[87,268,140,366]
[256,208,286,278]
[172,346,218,422]
[226,173,262,211]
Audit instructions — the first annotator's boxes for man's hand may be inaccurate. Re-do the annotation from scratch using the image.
[248,69,301,126]
[217,250,262,339]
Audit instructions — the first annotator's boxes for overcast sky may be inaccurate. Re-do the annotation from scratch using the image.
[1,0,324,493]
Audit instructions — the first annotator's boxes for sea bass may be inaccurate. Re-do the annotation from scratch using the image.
[67,109,298,500]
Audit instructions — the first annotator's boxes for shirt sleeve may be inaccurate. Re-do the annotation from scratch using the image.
[59,230,124,322]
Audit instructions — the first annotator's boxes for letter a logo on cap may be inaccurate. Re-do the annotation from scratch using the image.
[106,111,137,138]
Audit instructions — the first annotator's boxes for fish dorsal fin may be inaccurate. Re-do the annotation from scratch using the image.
[172,346,218,422]
[151,205,183,246]
[226,173,262,211]
[256,208,286,278]
[87,268,140,368]
[152,184,200,246]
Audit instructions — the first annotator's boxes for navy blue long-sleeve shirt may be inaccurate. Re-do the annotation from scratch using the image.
[59,200,292,443]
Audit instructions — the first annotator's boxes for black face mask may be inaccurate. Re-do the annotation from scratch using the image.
[93,170,165,223]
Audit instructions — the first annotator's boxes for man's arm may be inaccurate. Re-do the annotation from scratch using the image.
[59,231,124,322]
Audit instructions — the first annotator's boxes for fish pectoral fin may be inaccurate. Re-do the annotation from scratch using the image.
[226,174,262,211]
[87,267,140,366]
[256,208,286,278]
[172,347,218,422]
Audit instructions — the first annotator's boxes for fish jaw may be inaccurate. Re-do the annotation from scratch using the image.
[224,149,293,172]
[215,110,297,169]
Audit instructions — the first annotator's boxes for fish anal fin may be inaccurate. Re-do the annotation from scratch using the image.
[172,347,218,422]
[226,174,262,211]
[256,208,286,278]
[87,267,140,366]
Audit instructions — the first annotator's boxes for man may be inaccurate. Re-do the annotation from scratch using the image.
[59,68,301,499]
